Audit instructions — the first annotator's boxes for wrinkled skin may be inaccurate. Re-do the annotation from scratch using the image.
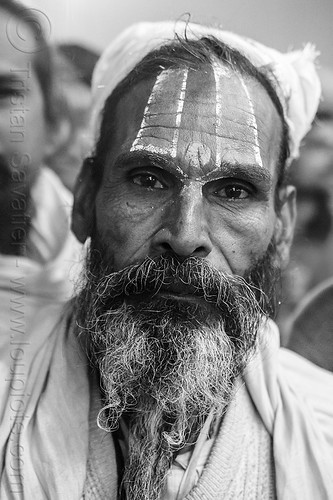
[74,64,295,278]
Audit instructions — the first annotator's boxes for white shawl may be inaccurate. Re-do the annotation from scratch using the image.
[0,168,85,499]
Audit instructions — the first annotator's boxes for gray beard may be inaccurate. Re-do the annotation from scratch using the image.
[74,246,279,500]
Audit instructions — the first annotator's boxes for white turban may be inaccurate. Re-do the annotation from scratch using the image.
[91,20,321,164]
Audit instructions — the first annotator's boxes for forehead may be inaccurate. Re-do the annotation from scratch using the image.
[107,62,282,177]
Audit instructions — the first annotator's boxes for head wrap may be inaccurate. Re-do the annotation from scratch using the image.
[91,20,321,164]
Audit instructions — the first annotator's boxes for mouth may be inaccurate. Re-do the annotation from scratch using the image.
[121,279,221,320]
[152,279,212,307]
[124,281,206,306]
[157,290,204,305]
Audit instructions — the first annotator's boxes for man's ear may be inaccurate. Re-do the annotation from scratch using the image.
[274,185,297,270]
[71,157,99,243]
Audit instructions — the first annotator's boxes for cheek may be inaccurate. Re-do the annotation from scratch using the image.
[244,217,275,260]
[210,206,276,274]
[95,191,160,268]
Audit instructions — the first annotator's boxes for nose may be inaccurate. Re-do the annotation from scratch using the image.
[152,184,213,258]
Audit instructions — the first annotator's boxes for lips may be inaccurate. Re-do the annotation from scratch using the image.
[157,291,204,307]
[158,279,200,296]
[153,280,208,306]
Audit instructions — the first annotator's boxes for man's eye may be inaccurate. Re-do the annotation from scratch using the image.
[131,174,165,190]
[215,184,251,200]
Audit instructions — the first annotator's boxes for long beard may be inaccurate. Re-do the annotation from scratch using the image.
[74,243,279,500]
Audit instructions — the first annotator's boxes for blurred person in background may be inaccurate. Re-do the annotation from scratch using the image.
[287,276,333,372]
[47,43,99,191]
[0,0,80,260]
[0,0,81,489]
[278,67,333,341]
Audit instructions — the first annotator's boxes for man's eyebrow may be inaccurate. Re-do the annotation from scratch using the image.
[203,161,274,187]
[113,150,180,174]
[112,151,274,187]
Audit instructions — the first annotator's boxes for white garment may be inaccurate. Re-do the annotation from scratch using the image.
[245,321,333,499]
[0,168,85,499]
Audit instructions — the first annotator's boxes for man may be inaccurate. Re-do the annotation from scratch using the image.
[2,19,333,500]
[0,2,81,496]
[72,23,333,499]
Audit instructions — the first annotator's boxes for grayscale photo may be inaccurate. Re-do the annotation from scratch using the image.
[0,0,332,498]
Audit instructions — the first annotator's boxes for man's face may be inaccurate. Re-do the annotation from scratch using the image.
[0,10,50,215]
[94,64,284,277]
[74,61,293,500]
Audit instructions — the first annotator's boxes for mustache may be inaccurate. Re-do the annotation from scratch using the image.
[87,253,265,312]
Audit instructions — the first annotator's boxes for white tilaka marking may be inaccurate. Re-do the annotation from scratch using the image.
[130,70,171,152]
[213,63,263,170]
[170,68,189,157]
[238,74,263,168]
[130,143,167,156]
[212,63,227,169]
[130,68,189,158]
